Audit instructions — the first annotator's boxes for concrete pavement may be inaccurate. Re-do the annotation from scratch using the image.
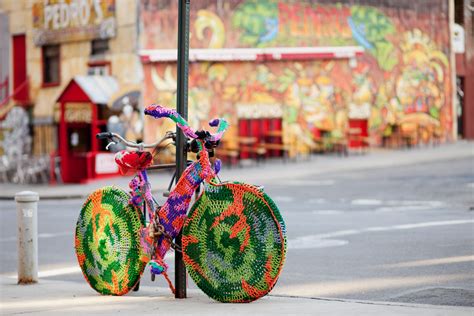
[0,141,472,200]
[1,276,472,315]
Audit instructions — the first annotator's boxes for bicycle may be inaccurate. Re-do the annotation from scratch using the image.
[75,104,287,303]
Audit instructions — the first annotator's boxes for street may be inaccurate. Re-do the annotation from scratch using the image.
[1,157,473,307]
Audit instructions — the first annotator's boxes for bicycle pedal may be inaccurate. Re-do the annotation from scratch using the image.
[163,191,170,197]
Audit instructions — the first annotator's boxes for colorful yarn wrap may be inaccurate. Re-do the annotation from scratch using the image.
[75,186,147,295]
[182,182,287,303]
[76,104,287,301]
[144,104,287,302]
[144,104,228,142]
[151,146,216,261]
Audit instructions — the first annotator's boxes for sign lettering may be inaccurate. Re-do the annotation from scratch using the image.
[32,0,116,46]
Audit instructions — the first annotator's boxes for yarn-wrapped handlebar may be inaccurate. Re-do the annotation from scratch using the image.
[144,104,228,142]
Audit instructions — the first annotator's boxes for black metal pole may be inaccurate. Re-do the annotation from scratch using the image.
[175,0,190,299]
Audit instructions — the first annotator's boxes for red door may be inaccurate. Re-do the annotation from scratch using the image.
[12,34,29,103]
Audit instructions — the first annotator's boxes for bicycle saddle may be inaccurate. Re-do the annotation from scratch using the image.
[115,150,153,175]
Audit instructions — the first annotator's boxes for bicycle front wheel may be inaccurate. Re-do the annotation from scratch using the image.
[75,186,146,295]
[182,182,287,303]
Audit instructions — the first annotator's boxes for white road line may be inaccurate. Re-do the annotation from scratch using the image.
[375,205,437,212]
[351,199,445,210]
[307,198,327,204]
[351,199,383,205]
[273,196,294,202]
[392,220,474,230]
[312,210,344,215]
[385,200,444,207]
[289,219,474,250]
[285,180,335,186]
[381,255,474,268]
[0,232,71,242]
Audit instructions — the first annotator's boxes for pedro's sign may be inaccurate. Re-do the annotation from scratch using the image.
[32,0,116,46]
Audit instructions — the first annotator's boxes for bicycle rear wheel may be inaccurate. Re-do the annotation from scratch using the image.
[75,186,146,295]
[182,182,287,303]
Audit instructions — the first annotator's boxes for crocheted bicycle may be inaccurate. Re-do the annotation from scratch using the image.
[75,104,287,303]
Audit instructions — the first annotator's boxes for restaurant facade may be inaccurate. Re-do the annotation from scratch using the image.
[139,0,459,156]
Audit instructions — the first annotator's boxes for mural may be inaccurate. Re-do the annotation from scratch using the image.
[141,0,453,149]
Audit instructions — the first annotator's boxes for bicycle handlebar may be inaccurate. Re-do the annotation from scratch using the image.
[96,131,174,149]
[144,104,229,142]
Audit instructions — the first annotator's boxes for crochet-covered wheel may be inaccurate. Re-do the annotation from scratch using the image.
[182,182,287,303]
[75,186,146,295]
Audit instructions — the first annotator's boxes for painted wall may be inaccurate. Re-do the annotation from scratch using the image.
[142,0,453,148]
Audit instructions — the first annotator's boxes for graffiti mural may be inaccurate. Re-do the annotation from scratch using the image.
[141,0,453,148]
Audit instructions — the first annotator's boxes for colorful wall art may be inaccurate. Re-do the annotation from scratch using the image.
[141,0,453,149]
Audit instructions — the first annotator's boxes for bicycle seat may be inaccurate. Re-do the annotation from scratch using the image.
[115,150,153,175]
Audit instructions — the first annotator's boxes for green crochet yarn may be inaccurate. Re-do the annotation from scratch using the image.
[182,182,287,303]
[75,186,146,295]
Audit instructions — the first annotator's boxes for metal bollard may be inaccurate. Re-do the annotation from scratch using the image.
[15,191,39,284]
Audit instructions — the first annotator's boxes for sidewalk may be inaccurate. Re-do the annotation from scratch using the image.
[1,276,472,315]
[0,141,472,200]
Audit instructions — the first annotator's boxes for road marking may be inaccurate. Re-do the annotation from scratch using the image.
[365,226,393,232]
[284,180,335,186]
[392,220,474,229]
[375,200,445,212]
[0,232,71,242]
[385,200,444,207]
[351,199,383,206]
[381,255,474,268]
[375,205,438,212]
[273,196,294,203]
[351,199,445,211]
[312,210,344,215]
[289,219,474,250]
[307,239,348,248]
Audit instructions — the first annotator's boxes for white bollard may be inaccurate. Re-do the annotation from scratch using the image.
[15,191,39,284]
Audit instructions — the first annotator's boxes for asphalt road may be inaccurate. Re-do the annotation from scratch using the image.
[1,157,473,306]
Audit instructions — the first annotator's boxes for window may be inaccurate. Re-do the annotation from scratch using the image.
[454,0,464,24]
[91,39,109,56]
[42,45,60,86]
[87,61,111,76]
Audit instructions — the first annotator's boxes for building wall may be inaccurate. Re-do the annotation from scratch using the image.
[457,1,474,139]
[141,0,454,149]
[1,0,142,154]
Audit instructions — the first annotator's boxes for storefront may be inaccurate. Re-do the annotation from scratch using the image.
[56,76,120,183]
[139,0,455,155]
